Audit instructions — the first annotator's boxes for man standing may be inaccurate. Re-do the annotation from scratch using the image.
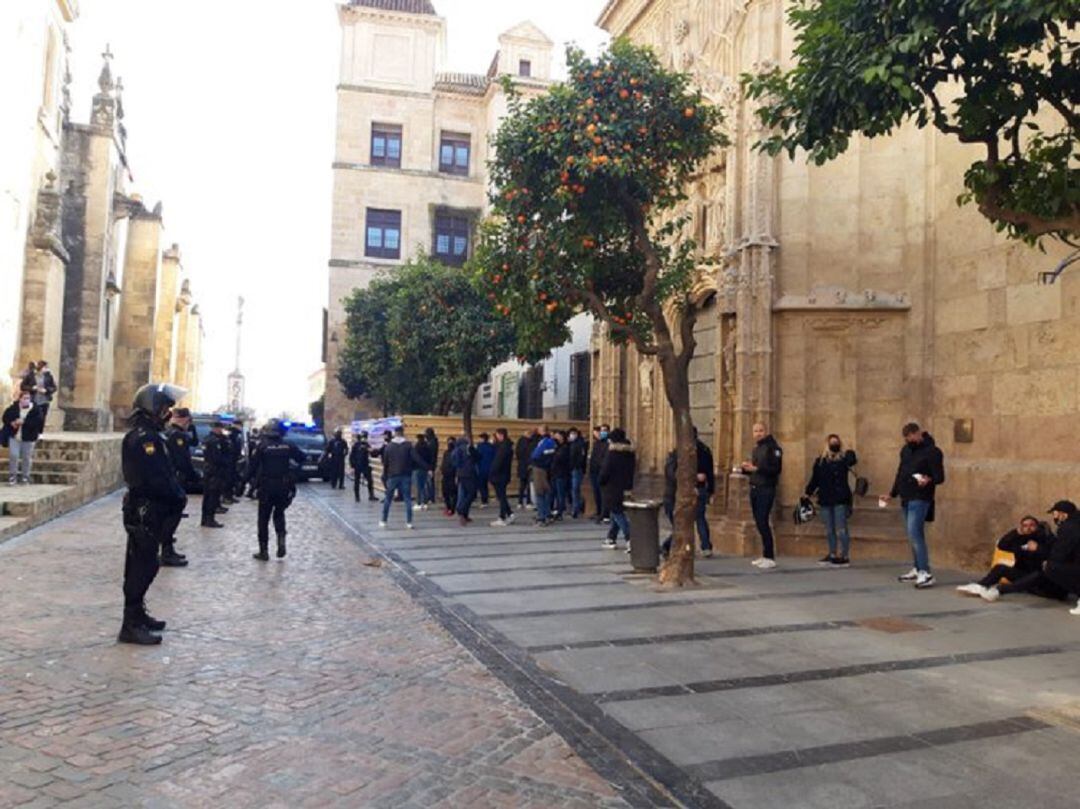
[161,408,198,568]
[882,422,945,589]
[589,424,610,522]
[412,433,434,509]
[475,433,495,508]
[378,426,415,528]
[741,422,783,569]
[568,428,588,519]
[324,428,349,490]
[118,383,188,645]
[660,428,716,558]
[23,360,57,426]
[599,428,636,550]
[489,428,516,527]
[350,431,377,503]
[249,420,305,560]
[515,431,533,509]
[200,421,230,529]
[452,436,481,526]
[530,425,557,526]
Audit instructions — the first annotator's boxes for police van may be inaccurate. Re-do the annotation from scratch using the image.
[280,422,327,482]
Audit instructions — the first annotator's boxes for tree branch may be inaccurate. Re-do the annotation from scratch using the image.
[568,287,660,355]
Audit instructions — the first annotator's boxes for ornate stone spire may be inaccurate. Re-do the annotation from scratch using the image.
[97,44,115,93]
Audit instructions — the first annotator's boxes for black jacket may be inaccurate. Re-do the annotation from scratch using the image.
[165,424,199,486]
[2,402,45,443]
[1048,514,1080,566]
[568,438,588,474]
[325,437,348,467]
[349,440,371,472]
[122,415,186,513]
[663,440,716,500]
[202,432,233,487]
[440,447,457,480]
[599,441,635,495]
[589,438,608,475]
[489,440,514,484]
[21,369,56,402]
[413,439,434,472]
[750,435,783,488]
[889,434,945,503]
[452,440,480,482]
[552,441,571,479]
[515,436,532,479]
[996,526,1053,573]
[251,436,305,495]
[805,450,858,507]
[382,437,415,478]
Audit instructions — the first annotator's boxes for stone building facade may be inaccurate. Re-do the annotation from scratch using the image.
[326,0,588,430]
[593,0,1078,569]
[1,1,204,430]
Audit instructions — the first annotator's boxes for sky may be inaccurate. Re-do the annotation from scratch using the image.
[68,0,609,419]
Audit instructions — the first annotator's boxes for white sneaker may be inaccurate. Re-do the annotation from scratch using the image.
[980,586,1000,602]
[751,557,764,567]
[756,558,777,570]
[378,521,387,528]
[914,571,935,588]
[1070,600,1080,616]
[490,519,507,527]
[898,567,919,582]
[406,523,415,530]
[956,583,984,596]
[505,513,517,524]
[601,539,617,550]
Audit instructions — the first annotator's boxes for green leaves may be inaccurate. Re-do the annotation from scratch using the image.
[743,0,1079,242]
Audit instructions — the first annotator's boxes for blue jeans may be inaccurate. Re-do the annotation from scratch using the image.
[902,500,932,572]
[382,475,413,524]
[553,476,568,515]
[457,480,477,519]
[608,501,630,541]
[821,504,851,557]
[476,475,489,505]
[518,475,531,506]
[749,485,776,559]
[696,490,712,551]
[412,470,429,504]
[570,469,584,517]
[536,487,552,522]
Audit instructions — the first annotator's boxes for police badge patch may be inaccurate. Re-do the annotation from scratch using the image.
[143,442,156,455]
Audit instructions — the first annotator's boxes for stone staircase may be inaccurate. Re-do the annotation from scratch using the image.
[0,433,123,543]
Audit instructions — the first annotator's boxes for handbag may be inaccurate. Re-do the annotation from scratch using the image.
[849,467,869,497]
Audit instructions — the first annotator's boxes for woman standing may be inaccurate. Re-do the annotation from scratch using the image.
[804,434,858,567]
[599,428,636,550]
[3,390,46,485]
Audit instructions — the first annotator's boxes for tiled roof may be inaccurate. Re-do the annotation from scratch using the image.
[434,72,490,95]
[349,0,437,15]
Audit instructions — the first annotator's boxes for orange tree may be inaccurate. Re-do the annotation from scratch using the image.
[474,41,726,585]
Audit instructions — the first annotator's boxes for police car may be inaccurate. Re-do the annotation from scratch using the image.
[188,413,248,491]
[280,422,327,482]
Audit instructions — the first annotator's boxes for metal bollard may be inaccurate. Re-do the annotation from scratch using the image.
[624,499,661,573]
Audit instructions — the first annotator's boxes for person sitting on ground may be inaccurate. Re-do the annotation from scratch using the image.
[957,515,1053,598]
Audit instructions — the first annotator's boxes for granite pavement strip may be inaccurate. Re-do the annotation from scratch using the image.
[0,489,631,809]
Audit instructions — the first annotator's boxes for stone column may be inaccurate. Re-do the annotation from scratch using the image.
[151,243,181,383]
[174,281,195,396]
[110,205,162,419]
[18,176,70,430]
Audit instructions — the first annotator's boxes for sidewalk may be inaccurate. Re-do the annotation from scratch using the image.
[314,488,1080,809]
[0,491,627,809]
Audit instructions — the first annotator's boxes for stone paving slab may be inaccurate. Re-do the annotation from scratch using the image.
[0,490,632,808]
[311,489,1080,809]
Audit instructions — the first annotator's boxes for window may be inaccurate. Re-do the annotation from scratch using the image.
[519,364,543,420]
[365,209,401,259]
[519,59,532,77]
[433,212,470,265]
[439,132,470,176]
[371,123,402,168]
[568,352,592,421]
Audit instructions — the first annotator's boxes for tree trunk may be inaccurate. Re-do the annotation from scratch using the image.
[461,390,476,442]
[656,346,699,587]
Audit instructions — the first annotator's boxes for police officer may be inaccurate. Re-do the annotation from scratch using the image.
[119,383,188,645]
[161,407,199,567]
[200,421,231,528]
[350,430,377,503]
[325,428,348,490]
[249,419,305,560]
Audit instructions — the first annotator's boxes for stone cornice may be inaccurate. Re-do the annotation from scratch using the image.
[596,0,652,35]
[773,286,911,312]
[332,161,484,185]
[337,83,434,101]
[338,3,444,31]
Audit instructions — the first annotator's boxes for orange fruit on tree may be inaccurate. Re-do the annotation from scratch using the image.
[546,302,558,313]
[619,89,630,100]
[684,107,695,118]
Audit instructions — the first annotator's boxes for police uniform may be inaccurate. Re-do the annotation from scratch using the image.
[161,418,198,566]
[350,434,376,502]
[119,383,187,645]
[250,422,305,560]
[325,432,348,490]
[200,428,231,527]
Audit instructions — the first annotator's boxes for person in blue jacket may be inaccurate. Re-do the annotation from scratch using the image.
[475,432,495,507]
[530,426,557,526]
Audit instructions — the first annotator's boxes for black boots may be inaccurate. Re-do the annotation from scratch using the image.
[276,533,287,559]
[118,607,163,645]
[138,604,166,631]
[253,540,270,561]
[160,543,188,567]
[201,520,224,529]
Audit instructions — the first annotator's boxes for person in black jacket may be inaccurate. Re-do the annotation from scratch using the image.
[118,383,188,645]
[489,428,516,526]
[660,430,716,558]
[599,429,636,549]
[160,408,199,568]
[424,427,439,505]
[515,431,533,509]
[3,391,46,485]
[567,428,588,518]
[412,433,434,509]
[551,431,571,519]
[379,426,415,528]
[452,436,481,525]
[249,420,306,560]
[200,422,231,528]
[350,431,377,503]
[957,515,1054,598]
[740,422,783,568]
[805,434,858,567]
[324,429,348,490]
[440,437,458,515]
[881,423,945,589]
[22,360,57,426]
[589,425,610,522]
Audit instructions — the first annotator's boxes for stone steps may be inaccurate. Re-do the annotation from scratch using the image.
[0,484,73,518]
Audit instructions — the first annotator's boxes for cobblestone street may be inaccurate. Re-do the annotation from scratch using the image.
[0,489,627,808]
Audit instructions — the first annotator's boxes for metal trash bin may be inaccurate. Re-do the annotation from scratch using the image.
[624,499,661,573]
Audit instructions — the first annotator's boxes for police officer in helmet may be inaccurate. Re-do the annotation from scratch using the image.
[119,383,188,645]
[249,418,305,561]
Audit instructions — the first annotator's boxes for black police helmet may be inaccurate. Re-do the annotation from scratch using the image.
[132,383,186,420]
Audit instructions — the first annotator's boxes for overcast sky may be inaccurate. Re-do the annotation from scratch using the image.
[68,1,609,418]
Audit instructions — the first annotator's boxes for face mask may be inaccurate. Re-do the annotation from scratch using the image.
[828,443,841,452]
[600,431,608,440]
[569,434,578,442]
